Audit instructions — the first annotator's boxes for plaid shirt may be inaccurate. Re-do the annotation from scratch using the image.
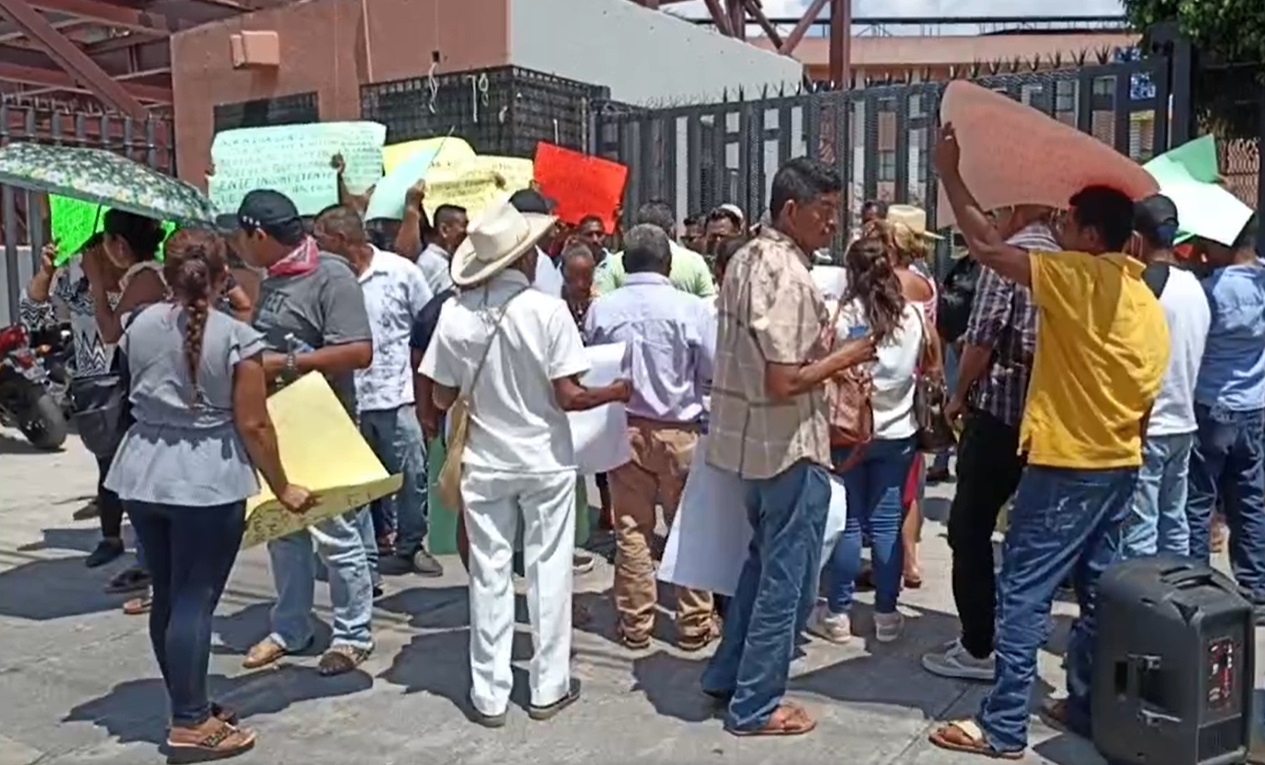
[962,224,1059,427]
[707,227,831,479]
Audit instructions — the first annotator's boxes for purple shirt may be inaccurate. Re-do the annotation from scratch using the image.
[583,272,715,423]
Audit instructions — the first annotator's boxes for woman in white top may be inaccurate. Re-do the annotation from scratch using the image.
[811,234,928,645]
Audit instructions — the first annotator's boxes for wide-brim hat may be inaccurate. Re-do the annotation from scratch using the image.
[451,198,556,287]
[888,204,944,240]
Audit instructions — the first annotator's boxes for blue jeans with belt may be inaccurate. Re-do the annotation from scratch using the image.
[125,499,245,726]
[1186,404,1265,603]
[976,465,1137,754]
[701,459,830,732]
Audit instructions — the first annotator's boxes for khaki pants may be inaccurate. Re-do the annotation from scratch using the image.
[609,419,713,642]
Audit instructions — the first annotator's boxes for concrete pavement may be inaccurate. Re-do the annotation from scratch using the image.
[0,426,1232,765]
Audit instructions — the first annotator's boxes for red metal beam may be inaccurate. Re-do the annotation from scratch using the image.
[0,60,167,105]
[0,0,149,117]
[0,17,81,44]
[743,0,783,49]
[726,0,744,40]
[701,0,731,36]
[828,0,851,88]
[779,0,827,55]
[17,65,170,99]
[27,0,169,35]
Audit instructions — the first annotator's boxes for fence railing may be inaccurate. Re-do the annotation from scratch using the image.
[590,50,1187,267]
[0,107,174,326]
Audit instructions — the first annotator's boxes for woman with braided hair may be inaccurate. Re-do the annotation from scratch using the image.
[104,228,315,762]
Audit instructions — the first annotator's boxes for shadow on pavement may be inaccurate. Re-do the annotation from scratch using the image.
[0,432,54,455]
[17,526,109,555]
[0,555,137,620]
[374,584,468,629]
[380,626,536,717]
[211,602,332,658]
[63,665,373,746]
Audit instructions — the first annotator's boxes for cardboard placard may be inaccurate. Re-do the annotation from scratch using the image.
[533,143,628,231]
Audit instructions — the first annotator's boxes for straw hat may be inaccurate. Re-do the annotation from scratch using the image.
[887,204,943,240]
[450,198,557,287]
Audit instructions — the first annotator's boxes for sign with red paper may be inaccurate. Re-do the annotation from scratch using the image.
[935,81,1159,229]
[533,143,628,231]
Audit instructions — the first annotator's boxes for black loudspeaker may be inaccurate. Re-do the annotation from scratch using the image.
[1094,555,1254,765]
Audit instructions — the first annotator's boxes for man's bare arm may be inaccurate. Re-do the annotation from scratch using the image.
[764,337,877,400]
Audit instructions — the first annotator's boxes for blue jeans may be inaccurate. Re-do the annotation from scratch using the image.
[1122,432,1194,558]
[826,437,916,615]
[977,465,1137,753]
[1186,405,1265,602]
[701,459,830,732]
[267,512,375,651]
[124,500,245,726]
[359,405,430,557]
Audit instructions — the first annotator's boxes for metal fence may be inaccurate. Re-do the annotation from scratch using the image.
[590,51,1184,267]
[0,107,175,325]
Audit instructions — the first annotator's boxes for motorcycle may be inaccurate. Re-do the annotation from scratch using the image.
[0,322,68,450]
[27,322,74,417]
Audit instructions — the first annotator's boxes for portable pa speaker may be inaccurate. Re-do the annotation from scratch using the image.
[1093,555,1254,765]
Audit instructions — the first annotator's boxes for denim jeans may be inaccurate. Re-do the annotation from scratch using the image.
[701,459,830,732]
[1122,432,1194,558]
[1186,405,1265,602]
[977,465,1137,754]
[360,405,430,557]
[267,512,375,651]
[825,437,917,615]
[124,499,245,726]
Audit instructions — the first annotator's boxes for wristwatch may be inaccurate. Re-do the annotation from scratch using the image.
[282,348,299,384]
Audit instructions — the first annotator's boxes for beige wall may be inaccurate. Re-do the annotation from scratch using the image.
[170,0,511,187]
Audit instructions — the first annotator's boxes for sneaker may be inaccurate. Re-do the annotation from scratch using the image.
[410,548,444,578]
[806,604,851,644]
[921,638,995,681]
[573,553,596,575]
[874,611,904,643]
[85,538,123,568]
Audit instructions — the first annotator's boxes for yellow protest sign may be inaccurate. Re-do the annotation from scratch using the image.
[242,373,402,548]
[469,155,533,193]
[420,156,535,221]
[382,136,475,174]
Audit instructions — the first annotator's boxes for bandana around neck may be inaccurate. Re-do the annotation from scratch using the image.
[267,237,320,278]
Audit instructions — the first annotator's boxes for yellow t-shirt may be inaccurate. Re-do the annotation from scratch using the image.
[1021,251,1170,469]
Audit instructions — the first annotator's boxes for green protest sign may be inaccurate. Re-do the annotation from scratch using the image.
[50,195,176,266]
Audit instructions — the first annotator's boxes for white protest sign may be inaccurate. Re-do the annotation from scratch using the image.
[568,342,631,475]
[210,121,387,216]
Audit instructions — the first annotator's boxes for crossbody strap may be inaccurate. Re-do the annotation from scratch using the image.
[462,285,529,401]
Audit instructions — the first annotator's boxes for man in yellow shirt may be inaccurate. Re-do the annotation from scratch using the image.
[928,124,1169,760]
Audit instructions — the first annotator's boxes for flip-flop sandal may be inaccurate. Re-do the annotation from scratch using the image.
[928,719,1023,759]
[318,645,372,676]
[122,594,152,615]
[903,572,924,589]
[727,702,817,737]
[617,626,651,650]
[166,721,255,764]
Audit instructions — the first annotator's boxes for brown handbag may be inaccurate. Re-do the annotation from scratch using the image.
[822,299,874,472]
[913,307,957,454]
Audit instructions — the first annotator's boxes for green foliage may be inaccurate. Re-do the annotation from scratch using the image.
[1123,0,1264,140]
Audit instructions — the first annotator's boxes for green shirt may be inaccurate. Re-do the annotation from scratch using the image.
[593,241,717,298]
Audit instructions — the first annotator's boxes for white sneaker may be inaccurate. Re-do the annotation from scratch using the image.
[807,604,852,644]
[874,611,905,643]
[921,638,996,681]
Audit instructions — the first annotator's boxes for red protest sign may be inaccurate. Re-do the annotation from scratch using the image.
[533,142,628,232]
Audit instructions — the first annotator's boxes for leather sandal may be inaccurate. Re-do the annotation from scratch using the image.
[242,638,288,670]
[122,591,152,616]
[166,718,255,763]
[318,644,372,676]
[928,719,1023,759]
[727,702,817,737]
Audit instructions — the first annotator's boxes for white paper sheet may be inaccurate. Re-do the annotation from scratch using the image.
[659,438,849,597]
[569,342,632,475]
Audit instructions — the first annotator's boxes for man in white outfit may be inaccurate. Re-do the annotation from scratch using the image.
[420,199,630,727]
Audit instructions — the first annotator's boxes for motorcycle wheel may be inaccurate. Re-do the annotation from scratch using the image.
[19,392,68,451]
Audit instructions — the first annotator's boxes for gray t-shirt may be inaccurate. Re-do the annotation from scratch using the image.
[252,252,372,413]
[105,303,266,506]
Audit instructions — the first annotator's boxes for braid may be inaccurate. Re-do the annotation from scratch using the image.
[162,228,229,405]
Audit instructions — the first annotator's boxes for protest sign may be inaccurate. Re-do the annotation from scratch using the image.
[1145,135,1220,186]
[567,342,631,475]
[364,150,440,222]
[50,195,176,266]
[242,372,401,548]
[471,155,533,195]
[210,122,386,216]
[533,143,628,231]
[382,136,475,173]
[1144,136,1253,247]
[422,166,513,222]
[935,81,1158,229]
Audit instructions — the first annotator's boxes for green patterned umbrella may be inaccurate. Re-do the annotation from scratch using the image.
[0,142,216,226]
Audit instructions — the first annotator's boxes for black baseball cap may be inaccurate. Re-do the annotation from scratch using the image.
[216,189,303,239]
[1133,194,1180,247]
[509,188,556,215]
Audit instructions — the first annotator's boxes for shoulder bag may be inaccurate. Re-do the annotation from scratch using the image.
[822,299,874,474]
[71,332,134,460]
[913,307,957,454]
[435,287,528,513]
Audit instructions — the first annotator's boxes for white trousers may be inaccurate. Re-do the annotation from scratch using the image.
[461,465,576,716]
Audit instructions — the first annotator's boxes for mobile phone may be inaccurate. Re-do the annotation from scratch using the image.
[846,324,870,340]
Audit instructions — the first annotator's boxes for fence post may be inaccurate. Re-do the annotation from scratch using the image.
[1150,21,1195,148]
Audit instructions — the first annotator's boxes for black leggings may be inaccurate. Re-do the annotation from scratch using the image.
[97,453,125,540]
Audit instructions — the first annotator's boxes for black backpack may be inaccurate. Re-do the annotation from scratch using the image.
[937,256,980,344]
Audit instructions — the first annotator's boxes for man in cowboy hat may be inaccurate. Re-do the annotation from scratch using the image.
[419,198,631,727]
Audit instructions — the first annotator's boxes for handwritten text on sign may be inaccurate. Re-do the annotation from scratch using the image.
[209,122,387,216]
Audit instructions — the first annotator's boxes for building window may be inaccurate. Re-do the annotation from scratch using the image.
[1055,80,1075,113]
[1092,77,1113,97]
[213,92,319,132]
[878,150,897,182]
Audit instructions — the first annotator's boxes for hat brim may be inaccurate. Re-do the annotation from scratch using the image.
[450,213,557,287]
[214,213,242,235]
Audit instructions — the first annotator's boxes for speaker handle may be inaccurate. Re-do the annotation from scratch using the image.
[1164,569,1215,589]
[1125,654,1182,728]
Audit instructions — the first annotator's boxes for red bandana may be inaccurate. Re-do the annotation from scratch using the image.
[267,237,320,278]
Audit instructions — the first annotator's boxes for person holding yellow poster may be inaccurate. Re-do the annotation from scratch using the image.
[103,229,315,762]
[419,199,631,727]
[217,190,378,678]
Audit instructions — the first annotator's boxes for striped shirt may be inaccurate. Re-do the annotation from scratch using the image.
[962,224,1059,427]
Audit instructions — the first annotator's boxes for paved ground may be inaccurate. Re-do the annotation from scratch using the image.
[0,426,1256,765]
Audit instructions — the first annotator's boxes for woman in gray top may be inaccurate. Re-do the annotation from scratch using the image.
[105,228,313,762]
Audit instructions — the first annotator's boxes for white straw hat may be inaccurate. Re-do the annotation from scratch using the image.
[450,198,557,287]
